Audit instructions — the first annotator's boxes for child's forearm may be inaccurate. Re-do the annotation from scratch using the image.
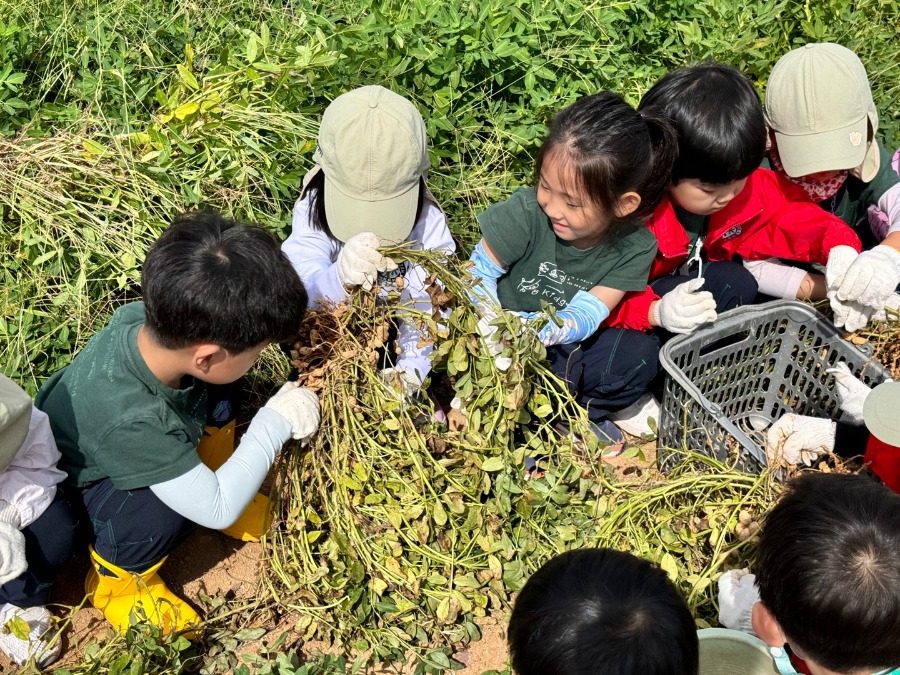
[796,272,826,301]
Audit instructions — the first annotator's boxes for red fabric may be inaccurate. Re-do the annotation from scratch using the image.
[605,168,862,330]
[865,436,900,494]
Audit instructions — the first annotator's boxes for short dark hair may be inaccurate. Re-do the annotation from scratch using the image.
[756,473,900,673]
[142,210,308,352]
[535,90,678,225]
[508,548,699,675]
[638,63,766,184]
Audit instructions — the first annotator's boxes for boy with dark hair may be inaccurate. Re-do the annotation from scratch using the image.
[507,548,699,675]
[752,473,900,675]
[36,210,320,635]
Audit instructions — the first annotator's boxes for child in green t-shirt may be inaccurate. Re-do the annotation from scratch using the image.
[37,211,320,636]
[469,91,678,455]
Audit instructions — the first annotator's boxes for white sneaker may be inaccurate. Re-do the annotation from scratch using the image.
[609,393,660,437]
[0,603,61,667]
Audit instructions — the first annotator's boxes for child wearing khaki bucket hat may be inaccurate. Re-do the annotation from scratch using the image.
[0,374,77,668]
[763,42,900,334]
[282,85,456,402]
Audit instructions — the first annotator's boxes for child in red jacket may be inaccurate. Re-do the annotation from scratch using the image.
[615,63,861,337]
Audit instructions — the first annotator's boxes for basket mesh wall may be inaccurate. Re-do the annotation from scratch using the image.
[659,301,888,472]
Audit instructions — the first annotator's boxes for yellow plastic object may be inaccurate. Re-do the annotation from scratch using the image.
[196,421,236,471]
[84,545,201,636]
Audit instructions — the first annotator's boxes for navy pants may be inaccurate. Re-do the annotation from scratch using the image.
[0,492,78,607]
[548,327,661,421]
[650,260,759,315]
[75,382,242,574]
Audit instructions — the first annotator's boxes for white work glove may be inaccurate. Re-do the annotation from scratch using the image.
[826,362,871,425]
[766,414,836,466]
[380,366,422,402]
[476,313,517,371]
[718,569,760,635]
[837,245,900,311]
[825,245,859,329]
[336,232,398,291]
[872,292,900,323]
[263,382,321,443]
[0,501,27,586]
[652,278,718,334]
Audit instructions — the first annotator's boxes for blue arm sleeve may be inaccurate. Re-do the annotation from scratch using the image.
[538,290,610,346]
[468,240,507,308]
[149,408,290,529]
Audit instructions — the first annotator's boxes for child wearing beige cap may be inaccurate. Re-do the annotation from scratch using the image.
[0,373,76,668]
[282,85,456,400]
[764,42,900,333]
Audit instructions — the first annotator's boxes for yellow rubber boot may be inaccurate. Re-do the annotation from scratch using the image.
[84,545,201,636]
[197,422,272,542]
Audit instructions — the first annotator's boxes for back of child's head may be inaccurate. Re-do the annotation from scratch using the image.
[535,90,678,225]
[142,210,308,353]
[308,84,430,244]
[756,473,900,673]
[638,62,766,185]
[507,548,699,675]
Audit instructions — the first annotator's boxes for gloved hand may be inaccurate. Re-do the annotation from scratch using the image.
[766,414,835,466]
[534,290,610,346]
[336,232,398,291]
[263,382,321,443]
[840,300,875,333]
[837,244,900,312]
[825,245,859,329]
[826,362,871,425]
[718,569,759,634]
[872,292,900,323]
[652,278,717,334]
[0,500,27,586]
[380,366,422,401]
[476,312,520,371]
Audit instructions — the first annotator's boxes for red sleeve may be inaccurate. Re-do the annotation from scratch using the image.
[604,286,657,331]
[709,170,862,264]
[865,436,900,494]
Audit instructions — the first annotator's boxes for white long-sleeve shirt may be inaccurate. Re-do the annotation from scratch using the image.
[0,407,67,529]
[282,187,456,383]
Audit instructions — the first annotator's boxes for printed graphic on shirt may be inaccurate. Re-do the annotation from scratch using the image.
[514,262,592,308]
[377,260,410,293]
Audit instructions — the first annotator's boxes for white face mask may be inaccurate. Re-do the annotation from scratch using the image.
[769,646,899,675]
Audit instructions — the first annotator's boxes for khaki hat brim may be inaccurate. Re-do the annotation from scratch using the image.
[0,373,32,471]
[324,173,418,245]
[863,381,900,446]
[773,115,868,178]
[698,629,779,675]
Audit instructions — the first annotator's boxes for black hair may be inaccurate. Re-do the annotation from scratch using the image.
[756,473,900,672]
[508,548,699,675]
[534,90,678,226]
[638,63,766,185]
[305,170,426,240]
[142,210,308,353]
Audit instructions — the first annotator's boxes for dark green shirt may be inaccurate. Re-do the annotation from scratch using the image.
[478,188,657,313]
[35,302,205,490]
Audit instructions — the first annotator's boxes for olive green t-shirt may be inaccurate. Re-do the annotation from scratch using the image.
[478,187,658,313]
[35,302,205,490]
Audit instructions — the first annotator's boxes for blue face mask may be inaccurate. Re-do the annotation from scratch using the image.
[769,646,900,675]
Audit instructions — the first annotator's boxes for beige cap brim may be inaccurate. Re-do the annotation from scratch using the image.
[863,381,900,446]
[773,115,868,178]
[698,629,779,675]
[324,173,418,245]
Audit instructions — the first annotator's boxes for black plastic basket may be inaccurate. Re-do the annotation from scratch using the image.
[658,300,889,472]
